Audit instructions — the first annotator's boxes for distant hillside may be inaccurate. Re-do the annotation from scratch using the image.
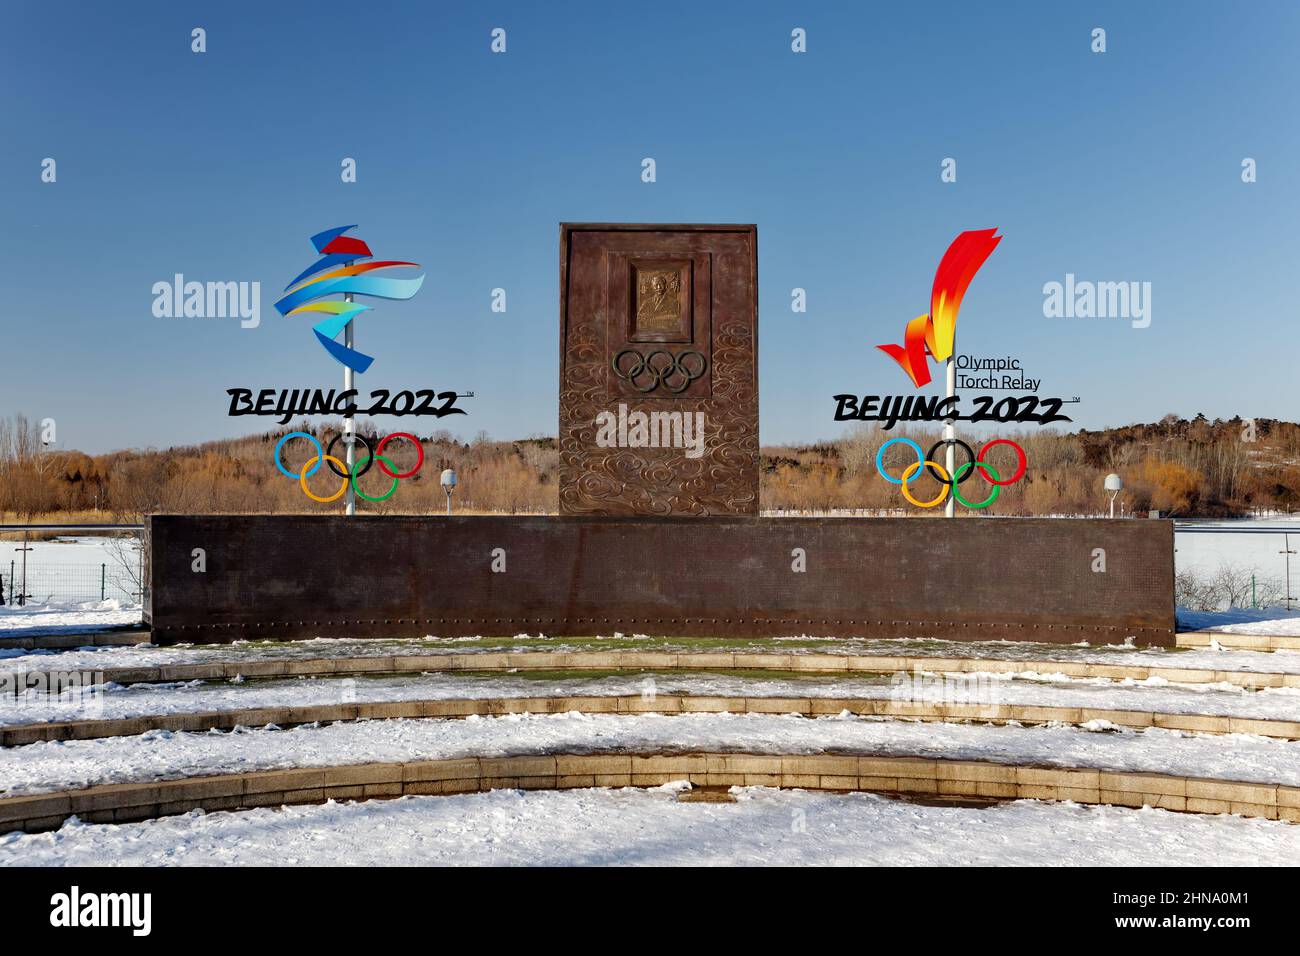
[0,415,1296,519]
[764,415,1298,517]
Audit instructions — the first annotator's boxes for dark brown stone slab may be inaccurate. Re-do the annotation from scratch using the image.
[146,514,1174,646]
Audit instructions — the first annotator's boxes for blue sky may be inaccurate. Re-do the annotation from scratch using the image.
[3,0,1297,454]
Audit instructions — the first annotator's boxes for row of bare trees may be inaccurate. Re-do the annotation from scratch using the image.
[764,417,1299,516]
[1,414,1296,520]
[0,416,559,520]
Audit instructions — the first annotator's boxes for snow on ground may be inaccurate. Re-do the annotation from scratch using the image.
[3,711,1299,798]
[7,630,1300,677]
[0,536,142,608]
[1178,607,1300,636]
[0,600,141,636]
[2,785,1296,867]
[2,668,1299,728]
[1173,520,1300,592]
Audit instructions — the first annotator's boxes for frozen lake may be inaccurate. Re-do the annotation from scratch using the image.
[1174,517,1299,610]
[0,534,142,606]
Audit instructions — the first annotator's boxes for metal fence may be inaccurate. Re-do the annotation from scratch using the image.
[1174,524,1298,611]
[0,525,144,608]
[0,561,141,606]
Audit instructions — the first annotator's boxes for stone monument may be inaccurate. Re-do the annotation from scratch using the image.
[558,223,759,515]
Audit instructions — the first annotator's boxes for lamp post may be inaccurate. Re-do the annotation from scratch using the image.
[440,468,457,516]
[1105,473,1124,518]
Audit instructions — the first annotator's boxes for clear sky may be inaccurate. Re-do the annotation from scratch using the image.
[3,0,1297,454]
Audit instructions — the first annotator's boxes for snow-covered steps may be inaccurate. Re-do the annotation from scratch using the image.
[11,633,1300,676]
[5,673,1300,744]
[7,696,1300,744]
[1178,631,1300,652]
[0,601,145,644]
[5,785,1296,867]
[4,711,1300,798]
[0,628,149,651]
[8,664,1300,720]
[2,747,1297,834]
[7,649,1300,690]
[18,626,1294,652]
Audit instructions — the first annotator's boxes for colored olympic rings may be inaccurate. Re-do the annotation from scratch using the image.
[352,455,398,502]
[974,438,1027,485]
[900,460,950,508]
[926,439,976,484]
[300,455,349,503]
[275,431,322,480]
[875,437,924,485]
[326,433,373,478]
[876,437,1027,510]
[951,461,1001,509]
[612,349,709,393]
[275,431,424,503]
[376,432,424,478]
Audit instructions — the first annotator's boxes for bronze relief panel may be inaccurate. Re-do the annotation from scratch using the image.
[607,251,711,400]
[633,266,687,335]
[560,224,758,516]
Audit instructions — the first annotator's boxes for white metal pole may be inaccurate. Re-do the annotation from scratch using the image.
[343,285,356,517]
[944,356,956,518]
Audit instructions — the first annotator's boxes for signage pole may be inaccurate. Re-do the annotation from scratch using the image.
[944,355,956,518]
[343,282,356,517]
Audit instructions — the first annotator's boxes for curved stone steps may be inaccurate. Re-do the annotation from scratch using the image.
[1177,631,1300,652]
[61,651,1300,690]
[1,626,1292,654]
[5,693,1300,747]
[0,628,149,651]
[2,750,1295,834]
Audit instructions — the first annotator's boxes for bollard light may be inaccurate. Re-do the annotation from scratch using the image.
[440,468,457,516]
[1104,473,1123,518]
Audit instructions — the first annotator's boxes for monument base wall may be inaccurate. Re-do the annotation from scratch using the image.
[145,515,1175,646]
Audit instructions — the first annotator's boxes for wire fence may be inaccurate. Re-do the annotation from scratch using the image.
[0,526,144,609]
[1173,525,1298,612]
[0,561,141,606]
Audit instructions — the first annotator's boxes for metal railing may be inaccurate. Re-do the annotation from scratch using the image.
[0,524,144,532]
[1174,523,1298,611]
[0,562,140,605]
[0,525,144,608]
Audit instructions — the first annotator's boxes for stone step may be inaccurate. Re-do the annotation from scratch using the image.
[23,649,1298,690]
[4,693,1299,747]
[3,751,1295,834]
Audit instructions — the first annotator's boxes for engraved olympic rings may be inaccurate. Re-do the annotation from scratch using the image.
[274,431,425,502]
[875,436,1027,510]
[612,349,708,394]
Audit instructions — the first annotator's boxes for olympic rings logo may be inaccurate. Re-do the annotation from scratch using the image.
[274,431,424,503]
[612,349,708,393]
[875,437,1027,509]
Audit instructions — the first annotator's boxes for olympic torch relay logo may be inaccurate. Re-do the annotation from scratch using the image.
[273,225,424,374]
[876,228,1001,388]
